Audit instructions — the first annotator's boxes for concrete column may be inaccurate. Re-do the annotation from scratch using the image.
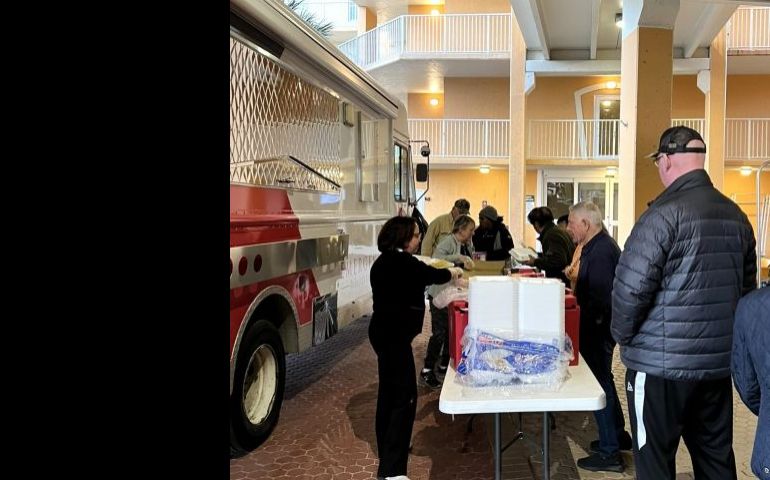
[509,6,527,244]
[617,0,679,247]
[704,28,727,190]
[356,6,376,34]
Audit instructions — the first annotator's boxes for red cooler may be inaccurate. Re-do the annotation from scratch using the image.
[447,300,469,369]
[565,292,580,365]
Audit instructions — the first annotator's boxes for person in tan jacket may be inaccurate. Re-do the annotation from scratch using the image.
[420,199,470,257]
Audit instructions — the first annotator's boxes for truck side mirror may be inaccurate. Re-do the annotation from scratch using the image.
[416,164,428,182]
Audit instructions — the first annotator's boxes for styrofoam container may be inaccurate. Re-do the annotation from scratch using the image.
[517,277,565,341]
[468,276,517,333]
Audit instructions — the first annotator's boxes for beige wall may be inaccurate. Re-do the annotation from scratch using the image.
[527,76,620,120]
[444,78,509,118]
[672,75,705,118]
[408,5,444,15]
[724,169,770,257]
[422,169,510,224]
[444,0,510,14]
[408,93,444,118]
[727,75,770,117]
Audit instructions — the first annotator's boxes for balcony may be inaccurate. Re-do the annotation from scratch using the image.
[409,119,510,166]
[409,118,769,165]
[338,14,511,92]
[339,14,511,69]
[727,6,770,54]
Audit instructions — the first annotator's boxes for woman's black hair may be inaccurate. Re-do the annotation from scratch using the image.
[377,216,418,252]
[527,206,555,227]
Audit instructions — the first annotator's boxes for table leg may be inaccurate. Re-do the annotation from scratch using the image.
[495,413,501,480]
[543,412,551,480]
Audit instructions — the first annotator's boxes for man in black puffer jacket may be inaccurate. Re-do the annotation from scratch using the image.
[611,126,757,480]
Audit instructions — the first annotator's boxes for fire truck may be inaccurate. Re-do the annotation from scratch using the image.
[230,0,424,455]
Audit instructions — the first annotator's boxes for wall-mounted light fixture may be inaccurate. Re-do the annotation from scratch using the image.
[430,9,440,16]
[479,165,491,174]
[429,98,439,106]
[615,12,623,28]
[602,100,612,107]
[740,166,753,176]
[606,81,617,89]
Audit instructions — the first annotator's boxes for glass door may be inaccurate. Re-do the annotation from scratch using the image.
[543,173,619,240]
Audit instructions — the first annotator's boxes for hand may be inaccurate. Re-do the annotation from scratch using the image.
[523,255,536,266]
[461,256,475,270]
[448,267,464,281]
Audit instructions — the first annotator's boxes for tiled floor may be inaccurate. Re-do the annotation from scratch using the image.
[230,310,758,480]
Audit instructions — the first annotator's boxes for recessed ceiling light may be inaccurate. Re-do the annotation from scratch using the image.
[431,9,440,16]
[606,81,617,89]
[740,166,752,176]
[429,98,439,106]
[479,165,491,174]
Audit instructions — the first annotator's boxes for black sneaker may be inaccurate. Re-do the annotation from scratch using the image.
[420,370,441,389]
[576,452,625,473]
[590,430,632,453]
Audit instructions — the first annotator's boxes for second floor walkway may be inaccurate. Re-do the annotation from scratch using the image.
[409,118,770,165]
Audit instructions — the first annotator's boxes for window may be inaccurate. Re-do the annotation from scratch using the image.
[394,143,410,202]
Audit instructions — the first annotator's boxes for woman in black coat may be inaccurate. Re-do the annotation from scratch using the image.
[369,216,461,480]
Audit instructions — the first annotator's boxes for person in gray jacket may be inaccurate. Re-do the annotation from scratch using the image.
[611,126,756,480]
[421,215,476,388]
[732,286,769,479]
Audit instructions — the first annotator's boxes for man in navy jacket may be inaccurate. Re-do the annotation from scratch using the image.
[566,201,629,473]
[732,286,769,479]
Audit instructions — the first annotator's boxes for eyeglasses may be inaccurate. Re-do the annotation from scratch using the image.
[653,153,666,167]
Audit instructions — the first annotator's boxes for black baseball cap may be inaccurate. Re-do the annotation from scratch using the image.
[646,125,707,159]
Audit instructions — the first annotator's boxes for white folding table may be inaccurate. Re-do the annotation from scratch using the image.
[439,354,605,480]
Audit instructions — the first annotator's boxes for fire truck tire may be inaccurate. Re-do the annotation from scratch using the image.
[230,320,285,457]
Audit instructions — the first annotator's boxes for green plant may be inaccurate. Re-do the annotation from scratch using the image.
[285,0,334,37]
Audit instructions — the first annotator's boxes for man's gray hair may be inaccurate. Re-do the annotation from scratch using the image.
[569,201,603,227]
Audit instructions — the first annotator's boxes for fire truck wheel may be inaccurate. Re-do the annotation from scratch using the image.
[230,320,285,457]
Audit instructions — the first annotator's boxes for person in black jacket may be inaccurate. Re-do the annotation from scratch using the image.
[566,201,630,473]
[611,126,757,480]
[731,286,769,480]
[472,205,514,261]
[524,206,575,284]
[369,216,462,480]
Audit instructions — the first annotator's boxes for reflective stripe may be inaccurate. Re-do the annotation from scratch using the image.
[635,372,647,450]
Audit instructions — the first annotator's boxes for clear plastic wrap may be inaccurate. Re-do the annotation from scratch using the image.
[432,285,468,308]
[455,327,573,391]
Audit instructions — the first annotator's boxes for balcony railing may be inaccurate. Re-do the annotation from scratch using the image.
[409,119,510,159]
[338,14,511,69]
[727,6,770,52]
[726,119,770,160]
[409,118,768,162]
[523,118,767,161]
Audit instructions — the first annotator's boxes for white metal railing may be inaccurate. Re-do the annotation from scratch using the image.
[409,119,510,158]
[528,120,620,159]
[727,6,770,52]
[671,118,705,133]
[338,14,511,69]
[726,119,770,160]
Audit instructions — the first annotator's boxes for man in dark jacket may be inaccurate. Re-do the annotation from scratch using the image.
[611,126,757,480]
[567,201,630,473]
[524,206,575,284]
[472,205,514,261]
[732,286,769,479]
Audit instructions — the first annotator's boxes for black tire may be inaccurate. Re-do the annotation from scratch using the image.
[230,320,286,457]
